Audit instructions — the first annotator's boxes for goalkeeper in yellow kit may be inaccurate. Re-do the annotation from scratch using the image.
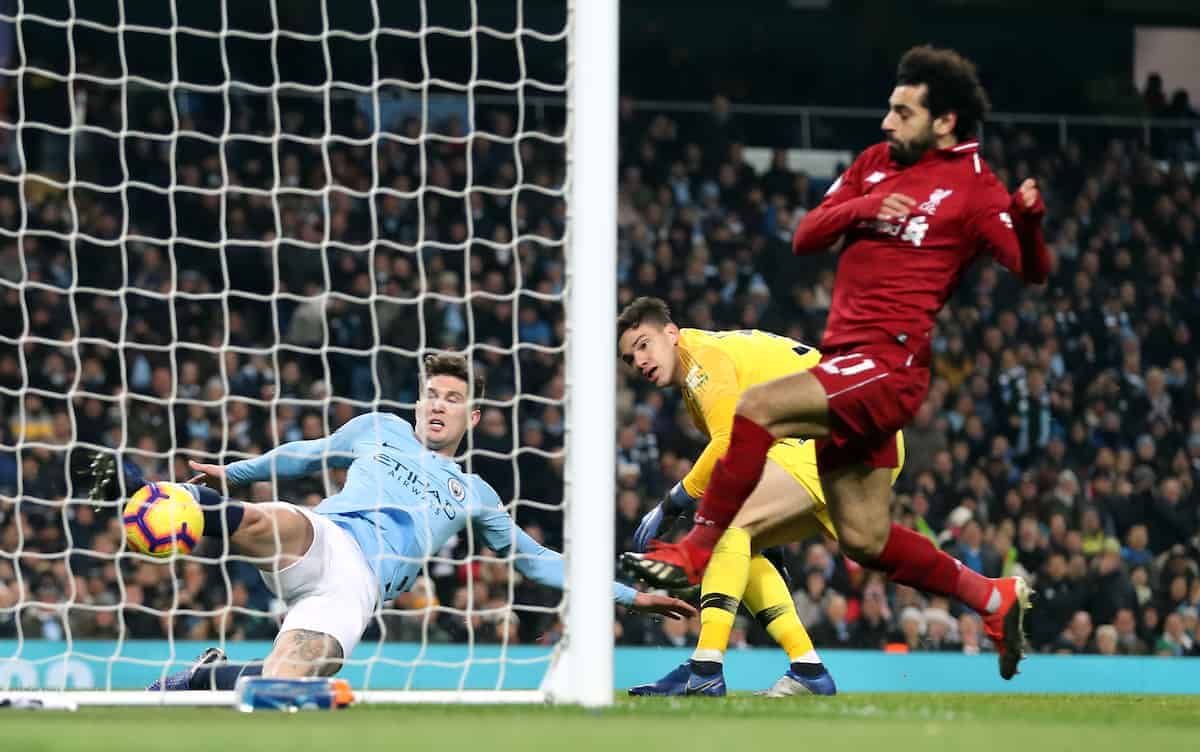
[617,297,905,697]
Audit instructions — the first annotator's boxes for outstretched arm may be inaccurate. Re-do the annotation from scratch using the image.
[191,413,379,486]
[474,504,696,619]
[504,525,635,605]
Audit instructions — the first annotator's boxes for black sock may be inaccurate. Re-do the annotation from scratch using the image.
[790,661,826,678]
[689,659,722,676]
[181,483,246,539]
[189,661,264,690]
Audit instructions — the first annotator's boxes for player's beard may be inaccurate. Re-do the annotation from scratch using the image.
[888,126,936,166]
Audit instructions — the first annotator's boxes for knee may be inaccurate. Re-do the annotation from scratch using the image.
[229,505,286,560]
[736,385,775,428]
[234,504,312,559]
[730,505,769,541]
[836,521,889,563]
[234,505,272,542]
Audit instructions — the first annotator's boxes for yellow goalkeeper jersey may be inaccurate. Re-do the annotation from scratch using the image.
[676,328,822,499]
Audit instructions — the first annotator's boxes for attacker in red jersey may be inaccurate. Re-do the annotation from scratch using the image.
[624,46,1049,680]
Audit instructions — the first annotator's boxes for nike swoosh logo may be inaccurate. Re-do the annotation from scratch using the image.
[686,676,722,694]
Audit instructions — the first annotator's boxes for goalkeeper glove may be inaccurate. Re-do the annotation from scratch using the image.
[631,482,698,553]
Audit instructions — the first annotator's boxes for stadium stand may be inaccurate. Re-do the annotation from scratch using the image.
[2,81,1198,658]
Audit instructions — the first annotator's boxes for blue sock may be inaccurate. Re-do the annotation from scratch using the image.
[179,483,246,539]
[189,661,264,690]
[120,460,146,493]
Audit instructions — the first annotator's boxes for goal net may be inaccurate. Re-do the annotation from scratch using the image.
[0,0,615,706]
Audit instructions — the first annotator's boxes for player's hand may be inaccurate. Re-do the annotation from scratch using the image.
[186,459,226,489]
[877,193,917,222]
[1011,178,1045,219]
[631,503,668,553]
[630,592,698,621]
[631,484,696,552]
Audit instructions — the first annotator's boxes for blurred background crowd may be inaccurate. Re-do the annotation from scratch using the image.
[1,33,1199,660]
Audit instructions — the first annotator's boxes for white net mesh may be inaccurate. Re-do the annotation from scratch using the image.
[0,0,576,694]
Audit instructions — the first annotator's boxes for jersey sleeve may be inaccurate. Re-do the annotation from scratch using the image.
[792,146,884,255]
[468,479,637,606]
[224,412,380,485]
[680,345,742,500]
[820,151,869,206]
[968,181,1050,284]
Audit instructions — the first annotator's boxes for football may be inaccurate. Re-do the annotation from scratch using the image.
[122,482,205,558]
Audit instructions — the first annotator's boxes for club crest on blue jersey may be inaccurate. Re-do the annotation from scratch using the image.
[447,477,466,502]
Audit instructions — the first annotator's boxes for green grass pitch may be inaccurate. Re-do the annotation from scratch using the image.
[6,694,1196,752]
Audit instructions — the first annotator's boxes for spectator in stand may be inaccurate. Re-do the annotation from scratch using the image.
[958,613,984,655]
[1143,73,1168,116]
[1055,611,1096,654]
[1156,611,1194,656]
[793,566,830,630]
[945,519,1003,578]
[1095,624,1120,656]
[1112,608,1148,655]
[809,594,852,649]
[1122,524,1154,568]
[851,587,893,651]
[897,608,928,653]
[923,607,960,652]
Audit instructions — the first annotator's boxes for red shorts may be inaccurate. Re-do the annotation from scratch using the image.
[810,341,929,474]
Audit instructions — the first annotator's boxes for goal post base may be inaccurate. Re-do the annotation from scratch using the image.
[0,689,552,707]
[0,644,572,707]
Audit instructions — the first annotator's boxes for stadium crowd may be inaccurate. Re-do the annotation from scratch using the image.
[2,81,1200,660]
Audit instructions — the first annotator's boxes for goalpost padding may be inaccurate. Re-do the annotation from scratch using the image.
[0,0,615,705]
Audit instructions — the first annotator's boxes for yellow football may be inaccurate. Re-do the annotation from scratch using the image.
[123,482,204,557]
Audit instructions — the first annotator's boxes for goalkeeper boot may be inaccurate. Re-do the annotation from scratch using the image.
[982,576,1033,680]
[756,665,837,698]
[147,647,227,691]
[627,661,726,697]
[620,540,710,591]
[87,452,146,505]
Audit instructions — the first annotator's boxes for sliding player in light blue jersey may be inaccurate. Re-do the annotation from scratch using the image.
[89,353,694,691]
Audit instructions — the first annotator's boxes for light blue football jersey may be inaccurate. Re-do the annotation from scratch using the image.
[225,412,635,605]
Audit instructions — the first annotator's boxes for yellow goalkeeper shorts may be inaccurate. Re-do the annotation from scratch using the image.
[765,431,906,540]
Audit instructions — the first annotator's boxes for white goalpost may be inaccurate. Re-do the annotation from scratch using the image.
[0,0,616,707]
[561,0,617,709]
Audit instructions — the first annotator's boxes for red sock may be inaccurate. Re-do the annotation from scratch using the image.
[874,524,998,614]
[682,415,774,553]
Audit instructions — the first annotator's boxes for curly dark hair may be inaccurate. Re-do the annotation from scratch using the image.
[896,45,991,141]
[423,353,486,401]
[616,296,674,342]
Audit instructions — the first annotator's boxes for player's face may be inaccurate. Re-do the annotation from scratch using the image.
[416,374,480,453]
[618,322,680,388]
[882,84,937,166]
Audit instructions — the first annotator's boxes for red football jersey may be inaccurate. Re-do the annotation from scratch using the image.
[792,140,1049,360]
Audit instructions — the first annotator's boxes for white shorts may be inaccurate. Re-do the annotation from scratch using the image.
[259,506,379,658]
